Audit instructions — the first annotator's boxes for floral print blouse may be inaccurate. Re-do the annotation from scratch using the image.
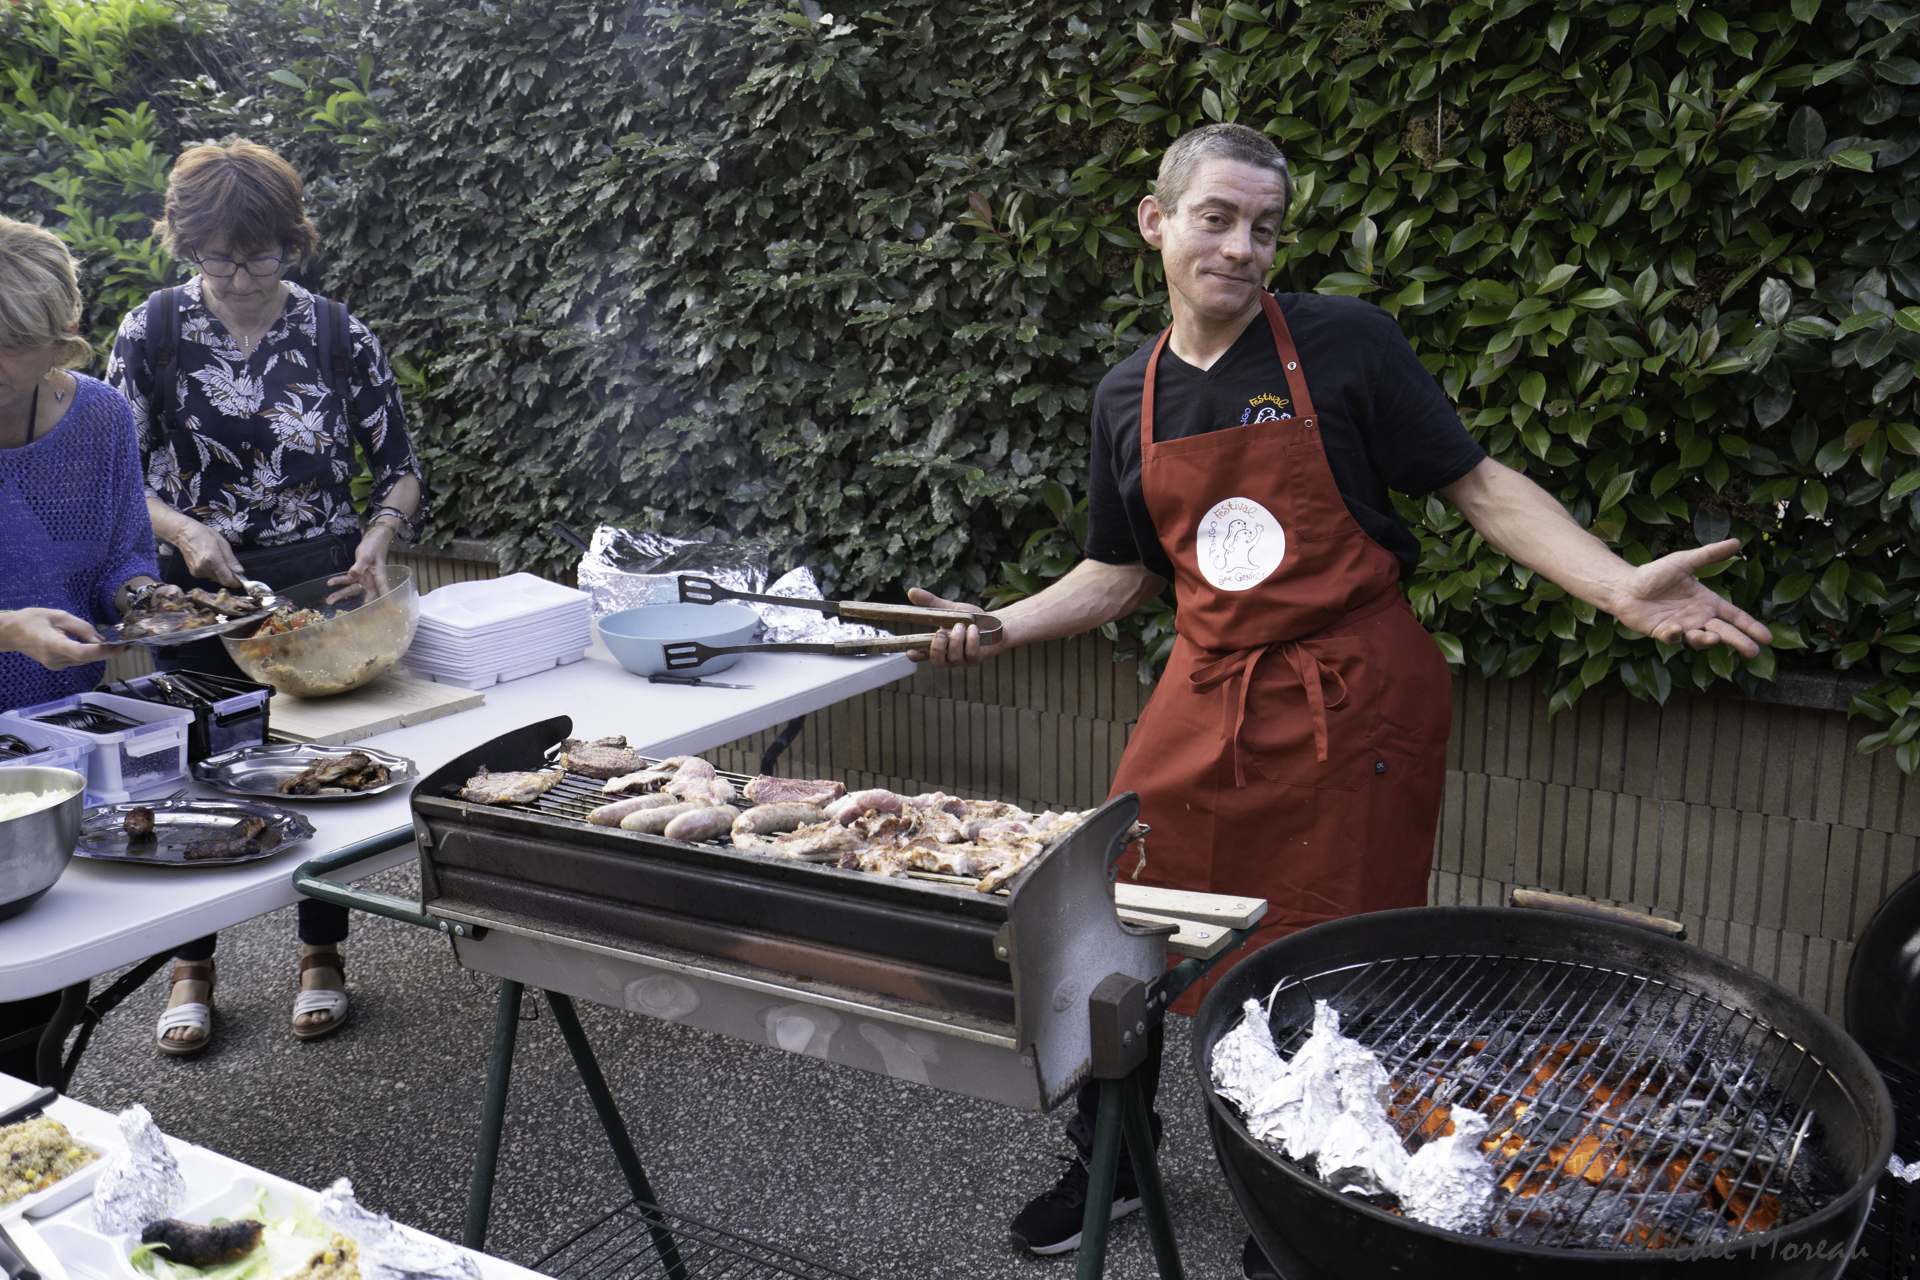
[106,278,426,551]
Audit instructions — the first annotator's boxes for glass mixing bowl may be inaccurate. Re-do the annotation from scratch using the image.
[222,565,419,698]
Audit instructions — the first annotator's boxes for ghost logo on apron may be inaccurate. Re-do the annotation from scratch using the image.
[1198,496,1285,591]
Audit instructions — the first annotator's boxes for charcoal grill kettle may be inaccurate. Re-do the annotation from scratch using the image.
[1194,903,1894,1280]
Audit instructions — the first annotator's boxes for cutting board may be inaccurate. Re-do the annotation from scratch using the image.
[268,671,485,745]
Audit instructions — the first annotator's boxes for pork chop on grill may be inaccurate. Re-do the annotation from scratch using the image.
[557,736,650,779]
[743,776,846,807]
[460,765,565,804]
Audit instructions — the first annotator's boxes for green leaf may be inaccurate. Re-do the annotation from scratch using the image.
[1547,12,1570,50]
[1791,0,1820,19]
[1569,288,1626,309]
[268,69,310,91]
[1431,631,1464,665]
[1694,10,1728,42]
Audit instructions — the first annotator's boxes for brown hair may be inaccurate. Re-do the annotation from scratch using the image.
[1155,123,1292,216]
[0,217,90,366]
[155,140,321,264]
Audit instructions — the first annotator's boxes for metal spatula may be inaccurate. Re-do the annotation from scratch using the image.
[662,633,952,670]
[675,575,1003,643]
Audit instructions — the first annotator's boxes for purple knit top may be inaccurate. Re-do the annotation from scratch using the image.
[1,374,159,711]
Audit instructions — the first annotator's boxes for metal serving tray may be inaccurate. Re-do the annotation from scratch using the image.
[193,743,418,801]
[76,797,314,866]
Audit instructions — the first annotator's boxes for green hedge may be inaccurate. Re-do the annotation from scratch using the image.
[1026,0,1920,738]
[10,0,1920,760]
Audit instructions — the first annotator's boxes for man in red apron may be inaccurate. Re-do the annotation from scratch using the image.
[911,123,1771,1273]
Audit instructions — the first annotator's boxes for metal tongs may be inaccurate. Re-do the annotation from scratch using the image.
[662,632,969,670]
[675,575,1003,642]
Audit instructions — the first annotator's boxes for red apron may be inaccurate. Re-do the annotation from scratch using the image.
[1111,293,1453,1015]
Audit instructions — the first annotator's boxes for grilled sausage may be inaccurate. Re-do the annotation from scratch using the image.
[619,801,704,833]
[589,793,679,827]
[732,803,826,836]
[663,806,740,842]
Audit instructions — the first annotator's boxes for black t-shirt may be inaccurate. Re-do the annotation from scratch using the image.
[1085,292,1486,581]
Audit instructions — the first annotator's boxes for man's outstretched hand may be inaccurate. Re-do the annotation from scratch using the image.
[1608,539,1772,656]
[906,587,1002,668]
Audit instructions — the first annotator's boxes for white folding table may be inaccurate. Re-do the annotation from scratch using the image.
[0,642,912,1081]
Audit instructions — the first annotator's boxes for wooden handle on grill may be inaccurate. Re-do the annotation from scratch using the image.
[1509,889,1687,940]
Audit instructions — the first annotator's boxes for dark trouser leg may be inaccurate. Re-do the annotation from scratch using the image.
[175,934,216,962]
[297,897,350,946]
[1065,1019,1164,1177]
[0,993,62,1082]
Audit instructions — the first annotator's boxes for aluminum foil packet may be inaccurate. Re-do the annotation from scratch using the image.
[576,526,768,619]
[90,1104,185,1234]
[1893,1155,1920,1184]
[317,1178,478,1280]
[1211,995,1497,1229]
[1401,1105,1498,1232]
[756,567,883,644]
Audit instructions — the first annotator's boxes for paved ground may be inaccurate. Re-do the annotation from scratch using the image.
[64,863,1253,1280]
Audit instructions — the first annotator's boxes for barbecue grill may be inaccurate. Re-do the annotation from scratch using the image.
[1195,905,1894,1279]
[299,716,1263,1280]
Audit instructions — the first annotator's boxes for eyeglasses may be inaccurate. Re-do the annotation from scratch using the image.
[192,252,285,278]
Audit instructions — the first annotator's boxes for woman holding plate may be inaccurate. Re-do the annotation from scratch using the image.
[106,139,429,1057]
[0,217,158,711]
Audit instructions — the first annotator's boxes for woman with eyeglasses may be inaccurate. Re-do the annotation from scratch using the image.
[105,139,427,1057]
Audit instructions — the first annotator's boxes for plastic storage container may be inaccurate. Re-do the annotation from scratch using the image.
[3,691,192,804]
[117,673,272,762]
[0,716,93,778]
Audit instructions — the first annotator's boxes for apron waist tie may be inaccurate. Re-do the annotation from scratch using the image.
[1190,642,1349,786]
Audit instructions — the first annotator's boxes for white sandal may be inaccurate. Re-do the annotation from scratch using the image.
[155,963,213,1057]
[292,952,349,1041]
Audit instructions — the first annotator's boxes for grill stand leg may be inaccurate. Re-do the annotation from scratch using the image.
[464,979,523,1251]
[1121,1069,1182,1279]
[544,992,687,1280]
[1074,1078,1125,1280]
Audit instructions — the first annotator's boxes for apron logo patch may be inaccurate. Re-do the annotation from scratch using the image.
[1197,496,1285,591]
[1241,391,1292,425]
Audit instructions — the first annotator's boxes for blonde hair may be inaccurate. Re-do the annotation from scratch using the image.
[155,140,320,264]
[0,217,90,367]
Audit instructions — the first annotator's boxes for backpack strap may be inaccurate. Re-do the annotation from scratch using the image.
[144,287,181,435]
[311,294,356,436]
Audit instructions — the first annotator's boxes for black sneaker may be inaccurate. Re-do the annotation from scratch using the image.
[1242,1233,1281,1279]
[1008,1156,1143,1256]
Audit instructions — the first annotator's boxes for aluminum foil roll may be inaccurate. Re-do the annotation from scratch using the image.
[317,1178,478,1280]
[576,527,766,620]
[90,1104,184,1234]
[756,568,883,644]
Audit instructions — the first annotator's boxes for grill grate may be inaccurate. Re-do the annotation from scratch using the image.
[534,1199,866,1280]
[1270,952,1835,1252]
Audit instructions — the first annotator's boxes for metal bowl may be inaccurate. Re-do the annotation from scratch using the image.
[223,565,419,698]
[0,766,86,921]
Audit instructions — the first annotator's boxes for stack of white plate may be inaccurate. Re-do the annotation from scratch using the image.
[402,573,595,689]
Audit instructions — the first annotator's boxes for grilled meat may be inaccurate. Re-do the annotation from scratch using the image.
[141,1218,264,1267]
[742,776,845,807]
[619,800,704,833]
[733,803,825,836]
[185,588,260,619]
[280,751,390,795]
[744,820,859,862]
[666,771,735,806]
[459,765,564,805]
[662,806,739,841]
[589,794,679,827]
[119,585,268,639]
[557,736,650,779]
[182,836,261,860]
[124,807,155,839]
